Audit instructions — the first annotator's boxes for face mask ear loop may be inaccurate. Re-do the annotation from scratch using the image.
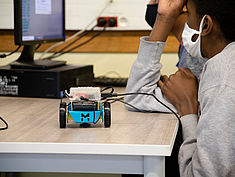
[198,15,207,57]
[190,15,206,44]
[199,15,207,34]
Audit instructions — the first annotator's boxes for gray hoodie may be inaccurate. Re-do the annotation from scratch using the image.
[125,36,235,177]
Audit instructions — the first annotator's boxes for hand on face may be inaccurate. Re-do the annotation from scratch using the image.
[158,67,198,116]
[157,0,186,19]
[149,0,186,41]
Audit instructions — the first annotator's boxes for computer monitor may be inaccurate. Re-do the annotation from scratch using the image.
[12,0,66,69]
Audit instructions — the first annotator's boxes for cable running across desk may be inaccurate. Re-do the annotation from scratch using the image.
[100,89,181,122]
[0,116,8,131]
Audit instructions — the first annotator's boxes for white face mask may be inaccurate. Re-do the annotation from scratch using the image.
[182,16,206,59]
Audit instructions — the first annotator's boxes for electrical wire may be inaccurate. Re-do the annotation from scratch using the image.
[101,86,114,93]
[0,45,21,58]
[35,44,41,50]
[109,97,124,104]
[43,24,97,60]
[38,0,112,59]
[44,27,105,59]
[61,86,179,121]
[104,91,182,143]
[0,117,8,131]
[99,71,122,78]
[103,97,124,104]
[64,90,71,98]
[60,85,180,120]
[57,28,105,56]
[116,92,181,121]
[52,25,96,56]
[100,91,181,121]
[112,98,152,113]
[41,28,105,60]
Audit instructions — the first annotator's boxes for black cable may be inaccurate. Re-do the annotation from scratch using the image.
[102,91,182,141]
[106,92,182,142]
[101,86,114,93]
[117,92,180,121]
[57,29,105,57]
[104,97,124,104]
[0,116,8,131]
[64,91,71,98]
[44,25,97,60]
[108,97,149,112]
[35,44,41,50]
[101,92,181,121]
[42,27,105,60]
[51,24,97,58]
[110,97,124,104]
[0,45,21,58]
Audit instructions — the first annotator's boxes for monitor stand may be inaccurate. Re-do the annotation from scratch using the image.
[10,45,66,69]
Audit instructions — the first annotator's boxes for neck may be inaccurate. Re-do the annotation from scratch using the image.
[207,40,228,59]
[202,30,229,59]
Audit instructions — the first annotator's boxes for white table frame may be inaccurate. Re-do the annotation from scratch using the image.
[0,139,180,177]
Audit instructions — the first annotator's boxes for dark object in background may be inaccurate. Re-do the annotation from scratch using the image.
[0,64,94,98]
[94,76,128,87]
[145,4,159,28]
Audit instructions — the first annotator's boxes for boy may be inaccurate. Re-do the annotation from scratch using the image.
[125,0,235,176]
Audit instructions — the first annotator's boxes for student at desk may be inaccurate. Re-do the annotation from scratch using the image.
[145,0,207,79]
[125,0,235,176]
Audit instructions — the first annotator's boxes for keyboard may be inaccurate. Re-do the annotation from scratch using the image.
[94,76,128,87]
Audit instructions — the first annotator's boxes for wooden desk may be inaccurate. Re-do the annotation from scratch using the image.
[0,92,178,177]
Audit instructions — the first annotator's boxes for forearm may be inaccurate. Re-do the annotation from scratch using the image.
[149,14,176,42]
[125,37,164,94]
[149,0,186,42]
[125,37,176,112]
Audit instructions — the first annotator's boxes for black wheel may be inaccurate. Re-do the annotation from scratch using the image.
[104,102,111,128]
[59,102,66,128]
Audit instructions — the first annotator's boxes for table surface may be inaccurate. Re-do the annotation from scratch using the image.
[0,88,178,157]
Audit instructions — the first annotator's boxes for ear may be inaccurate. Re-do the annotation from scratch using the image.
[201,15,213,37]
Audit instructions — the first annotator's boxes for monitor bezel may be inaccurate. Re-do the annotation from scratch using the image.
[14,0,66,46]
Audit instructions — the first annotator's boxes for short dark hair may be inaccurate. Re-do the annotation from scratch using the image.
[192,0,235,42]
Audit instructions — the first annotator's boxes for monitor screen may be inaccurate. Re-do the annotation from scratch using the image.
[15,0,65,45]
[12,0,66,69]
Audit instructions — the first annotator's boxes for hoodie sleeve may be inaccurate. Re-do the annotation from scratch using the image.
[124,36,176,113]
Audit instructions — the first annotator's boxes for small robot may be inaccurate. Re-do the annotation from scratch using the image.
[59,87,111,128]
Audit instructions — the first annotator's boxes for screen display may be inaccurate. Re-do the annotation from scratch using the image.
[21,0,64,42]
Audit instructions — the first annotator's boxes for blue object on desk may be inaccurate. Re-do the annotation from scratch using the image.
[59,101,111,128]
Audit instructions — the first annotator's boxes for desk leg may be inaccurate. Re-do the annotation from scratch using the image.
[144,156,165,177]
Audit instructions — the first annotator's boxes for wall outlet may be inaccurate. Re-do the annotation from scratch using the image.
[97,16,118,27]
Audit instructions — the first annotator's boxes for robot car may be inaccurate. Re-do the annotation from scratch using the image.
[59,87,111,128]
